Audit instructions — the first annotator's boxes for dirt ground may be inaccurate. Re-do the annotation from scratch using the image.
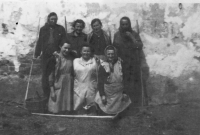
[1,99,200,135]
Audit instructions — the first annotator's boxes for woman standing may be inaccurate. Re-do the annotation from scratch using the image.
[113,16,145,106]
[87,18,111,60]
[66,19,87,57]
[95,45,131,115]
[73,43,105,115]
[48,43,76,114]
[34,12,66,99]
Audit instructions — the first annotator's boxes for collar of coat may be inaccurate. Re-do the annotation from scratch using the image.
[68,31,86,37]
[87,30,111,45]
[79,57,95,66]
[43,23,60,30]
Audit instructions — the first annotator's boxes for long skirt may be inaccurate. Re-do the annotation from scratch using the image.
[73,81,97,110]
[48,74,73,113]
[95,83,131,114]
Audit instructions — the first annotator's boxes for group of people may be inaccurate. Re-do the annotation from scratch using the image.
[34,12,145,116]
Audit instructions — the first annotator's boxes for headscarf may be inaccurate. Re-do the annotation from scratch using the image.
[119,16,133,33]
[104,45,118,60]
[104,45,118,72]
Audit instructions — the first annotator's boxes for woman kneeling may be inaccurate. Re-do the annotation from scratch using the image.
[73,43,104,115]
[95,45,131,115]
[48,43,76,114]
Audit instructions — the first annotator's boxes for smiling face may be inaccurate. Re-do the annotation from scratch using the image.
[61,43,71,56]
[81,46,92,60]
[92,21,102,33]
[74,22,84,35]
[106,49,115,62]
[49,15,57,26]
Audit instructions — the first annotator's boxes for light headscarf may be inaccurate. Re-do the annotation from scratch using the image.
[104,45,118,61]
[104,45,119,73]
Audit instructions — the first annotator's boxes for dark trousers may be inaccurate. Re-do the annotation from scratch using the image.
[41,54,52,99]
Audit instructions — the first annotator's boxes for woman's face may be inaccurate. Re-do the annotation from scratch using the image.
[81,47,91,60]
[74,22,84,35]
[120,19,130,32]
[92,21,102,33]
[106,49,115,62]
[61,43,71,56]
[49,15,57,26]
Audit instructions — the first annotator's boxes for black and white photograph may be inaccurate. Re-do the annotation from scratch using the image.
[0,0,200,134]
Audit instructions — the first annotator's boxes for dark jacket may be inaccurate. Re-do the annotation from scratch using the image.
[113,30,143,61]
[35,23,66,57]
[113,30,144,83]
[66,32,87,57]
[87,30,111,55]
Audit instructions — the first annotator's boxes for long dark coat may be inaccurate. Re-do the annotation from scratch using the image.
[34,23,66,98]
[113,30,147,105]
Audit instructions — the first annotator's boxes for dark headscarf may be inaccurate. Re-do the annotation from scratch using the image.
[119,16,133,33]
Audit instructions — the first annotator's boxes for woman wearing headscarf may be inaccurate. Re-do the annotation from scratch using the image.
[113,16,145,105]
[95,45,131,115]
[87,18,111,60]
[34,12,66,100]
[47,43,76,114]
